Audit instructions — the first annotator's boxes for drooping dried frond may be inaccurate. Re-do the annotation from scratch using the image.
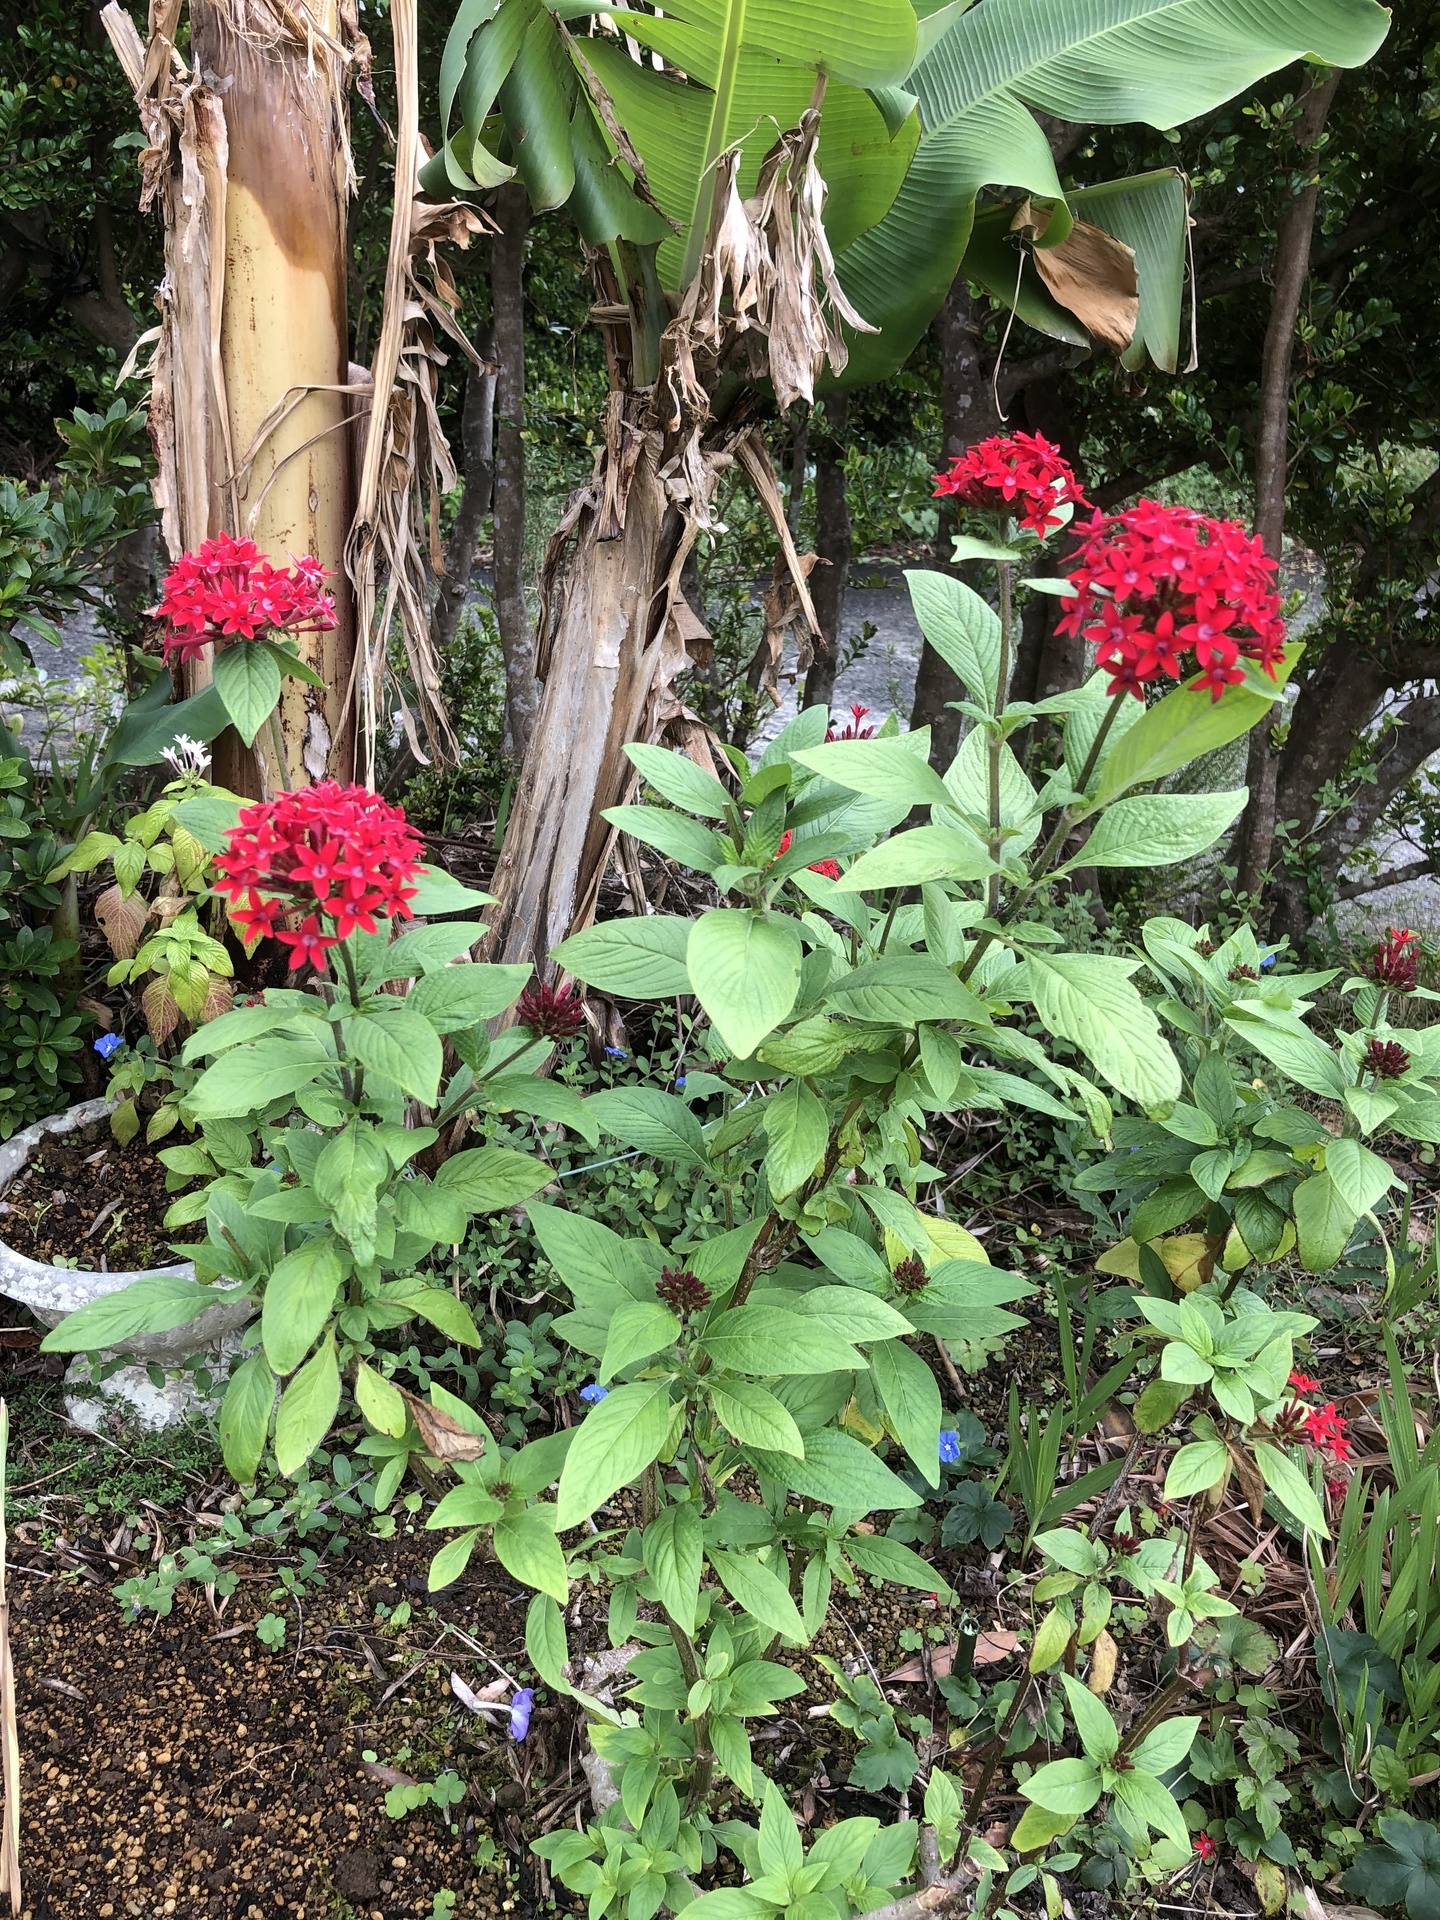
[345,0,491,784]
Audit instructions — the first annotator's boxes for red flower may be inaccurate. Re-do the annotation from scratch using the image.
[213,783,424,959]
[655,1266,712,1316]
[517,981,585,1041]
[1056,500,1285,702]
[1365,928,1420,992]
[1302,1403,1352,1466]
[155,531,336,667]
[933,432,1088,537]
[808,859,841,880]
[776,831,793,858]
[1194,1834,1218,1863]
[1364,1038,1411,1081]
[1288,1370,1322,1395]
[827,704,876,742]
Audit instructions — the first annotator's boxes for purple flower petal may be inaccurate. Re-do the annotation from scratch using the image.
[509,1687,534,1740]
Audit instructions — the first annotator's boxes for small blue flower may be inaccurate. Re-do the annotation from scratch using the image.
[938,1430,962,1465]
[604,1047,629,1060]
[579,1383,608,1404]
[1261,954,1277,970]
[674,1075,687,1089]
[93,1032,125,1060]
[508,1687,534,1740]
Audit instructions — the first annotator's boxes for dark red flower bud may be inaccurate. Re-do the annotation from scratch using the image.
[1227,963,1258,982]
[656,1266,711,1317]
[517,981,585,1041]
[891,1257,930,1296]
[1364,1038,1411,1081]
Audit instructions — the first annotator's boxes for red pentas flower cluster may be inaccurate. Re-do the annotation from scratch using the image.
[518,981,585,1041]
[827,704,875,742]
[213,782,424,968]
[155,532,337,668]
[933,431,1087,536]
[1056,500,1286,701]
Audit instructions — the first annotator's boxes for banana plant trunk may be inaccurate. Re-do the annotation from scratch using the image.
[107,0,357,791]
[482,401,697,968]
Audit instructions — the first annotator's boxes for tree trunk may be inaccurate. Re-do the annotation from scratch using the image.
[910,277,1003,765]
[1233,70,1341,905]
[802,394,849,711]
[431,317,496,660]
[481,419,693,968]
[491,183,536,764]
[105,0,358,792]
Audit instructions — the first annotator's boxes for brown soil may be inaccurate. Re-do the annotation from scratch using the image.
[0,1122,177,1271]
[12,1520,976,1920]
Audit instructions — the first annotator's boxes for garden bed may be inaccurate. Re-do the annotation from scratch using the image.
[0,1120,175,1273]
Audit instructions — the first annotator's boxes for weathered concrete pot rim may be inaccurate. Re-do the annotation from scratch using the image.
[0,1098,252,1357]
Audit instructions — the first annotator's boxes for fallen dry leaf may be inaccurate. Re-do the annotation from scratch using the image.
[883,1629,1020,1682]
[398,1388,487,1463]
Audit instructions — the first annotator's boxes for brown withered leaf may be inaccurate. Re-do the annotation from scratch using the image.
[141,976,182,1047]
[1229,1439,1267,1526]
[95,883,150,960]
[1012,201,1139,353]
[884,1629,1019,1682]
[397,1387,487,1463]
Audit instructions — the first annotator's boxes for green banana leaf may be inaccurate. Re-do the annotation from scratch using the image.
[834,0,1391,384]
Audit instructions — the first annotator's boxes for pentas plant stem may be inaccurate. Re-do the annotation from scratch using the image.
[987,551,1014,919]
[960,1678,1030,1844]
[265,709,293,794]
[958,688,1131,989]
[334,939,366,1106]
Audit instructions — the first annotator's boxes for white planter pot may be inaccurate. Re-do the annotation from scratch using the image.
[0,1100,254,1429]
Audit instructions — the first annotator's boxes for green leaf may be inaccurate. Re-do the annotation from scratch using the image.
[1253,1441,1329,1538]
[763,1079,829,1199]
[409,965,528,1032]
[382,1281,484,1347]
[605,804,726,874]
[1110,1767,1190,1851]
[483,1074,598,1145]
[833,823,996,891]
[187,1036,333,1119]
[551,916,694,998]
[644,1502,705,1631]
[40,1275,239,1353]
[1021,1756,1102,1819]
[791,1286,912,1343]
[1324,1137,1396,1217]
[846,1532,954,1602]
[1292,1172,1358,1273]
[758,1778,804,1877]
[428,1527,482,1593]
[354,1359,408,1439]
[624,742,734,818]
[1060,1672,1119,1764]
[426,1483,505,1531]
[793,733,953,810]
[345,1005,443,1102]
[869,1336,943,1488]
[261,1239,342,1375]
[1223,1010,1347,1099]
[525,1591,570,1694]
[218,1351,275,1483]
[434,1145,550,1212]
[313,1124,389,1257]
[707,1548,807,1643]
[599,1301,681,1382]
[211,642,282,748]
[686,910,803,1059]
[585,1087,709,1169]
[494,1504,569,1602]
[526,1201,662,1305]
[744,1428,921,1510]
[1014,952,1180,1108]
[1129,1716,1201,1777]
[273,1332,341,1477]
[1164,1438,1228,1499]
[824,954,988,1025]
[1072,790,1247,870]
[902,569,1002,710]
[709,1379,806,1457]
[406,865,496,916]
[1096,663,1296,801]
[556,1380,676,1529]
[700,1305,864,1377]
